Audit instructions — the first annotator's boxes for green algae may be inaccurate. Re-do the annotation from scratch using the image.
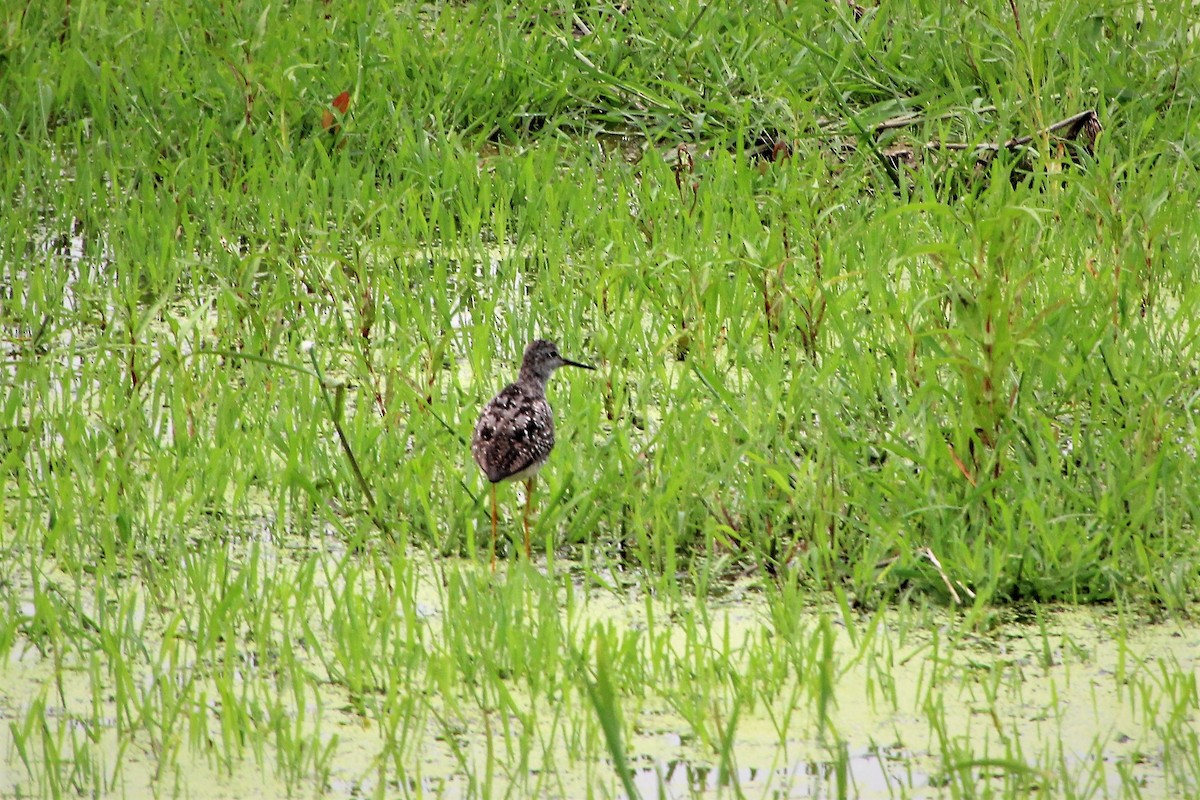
[2,545,1196,799]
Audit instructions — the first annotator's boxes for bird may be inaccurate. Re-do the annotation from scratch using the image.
[472,339,595,568]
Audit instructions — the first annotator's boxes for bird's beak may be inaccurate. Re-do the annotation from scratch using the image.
[562,357,596,370]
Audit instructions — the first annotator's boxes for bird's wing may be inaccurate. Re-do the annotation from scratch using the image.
[472,384,555,482]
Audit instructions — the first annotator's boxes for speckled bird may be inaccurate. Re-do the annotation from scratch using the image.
[472,339,595,567]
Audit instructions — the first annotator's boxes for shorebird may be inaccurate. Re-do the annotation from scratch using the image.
[472,339,594,568]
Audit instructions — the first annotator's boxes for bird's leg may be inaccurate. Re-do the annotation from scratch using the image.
[490,482,498,572]
[523,476,536,559]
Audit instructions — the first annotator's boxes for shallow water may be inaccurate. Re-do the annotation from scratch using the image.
[1,543,1196,799]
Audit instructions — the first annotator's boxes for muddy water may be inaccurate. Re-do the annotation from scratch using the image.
[1,550,1197,799]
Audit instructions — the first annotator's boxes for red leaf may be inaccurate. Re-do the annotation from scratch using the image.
[332,91,350,114]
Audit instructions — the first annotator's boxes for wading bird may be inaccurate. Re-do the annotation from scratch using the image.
[472,339,595,568]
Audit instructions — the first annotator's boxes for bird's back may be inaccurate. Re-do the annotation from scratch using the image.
[472,382,555,483]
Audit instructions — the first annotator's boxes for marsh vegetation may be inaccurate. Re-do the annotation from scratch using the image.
[2,1,1198,797]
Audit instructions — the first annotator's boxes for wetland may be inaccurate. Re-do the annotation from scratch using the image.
[2,1,1199,797]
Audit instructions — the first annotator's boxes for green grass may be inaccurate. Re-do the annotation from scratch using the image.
[2,0,1198,797]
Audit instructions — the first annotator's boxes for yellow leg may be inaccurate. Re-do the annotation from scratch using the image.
[523,476,536,559]
[490,482,498,571]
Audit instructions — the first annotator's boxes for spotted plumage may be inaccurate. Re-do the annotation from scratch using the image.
[472,382,554,482]
[472,339,595,566]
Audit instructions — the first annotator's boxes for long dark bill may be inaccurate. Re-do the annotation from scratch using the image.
[562,357,596,370]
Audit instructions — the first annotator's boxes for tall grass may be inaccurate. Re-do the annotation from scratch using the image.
[2,0,1198,797]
